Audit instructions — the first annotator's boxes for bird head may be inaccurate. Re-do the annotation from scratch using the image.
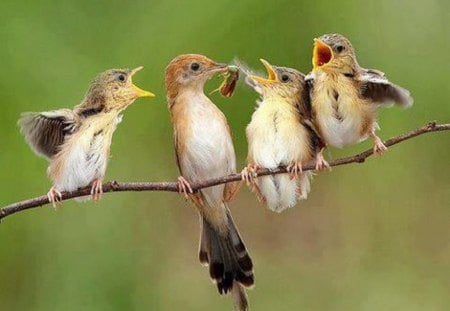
[84,67,154,112]
[312,33,358,73]
[246,59,305,103]
[165,54,229,98]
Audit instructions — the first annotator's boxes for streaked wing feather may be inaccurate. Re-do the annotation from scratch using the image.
[18,109,78,160]
[359,69,413,108]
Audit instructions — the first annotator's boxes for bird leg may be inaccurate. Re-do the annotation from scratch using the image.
[224,181,242,203]
[287,161,303,180]
[371,131,387,156]
[241,163,259,186]
[177,176,194,199]
[47,186,62,208]
[241,163,265,202]
[90,178,103,202]
[315,148,330,171]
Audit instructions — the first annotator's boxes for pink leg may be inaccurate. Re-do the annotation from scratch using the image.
[177,176,193,199]
[371,131,387,156]
[241,163,259,186]
[241,164,265,202]
[47,186,62,208]
[315,148,330,171]
[90,178,103,202]
[287,160,303,180]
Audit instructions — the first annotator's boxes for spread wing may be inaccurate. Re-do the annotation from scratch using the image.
[358,69,413,108]
[18,109,79,160]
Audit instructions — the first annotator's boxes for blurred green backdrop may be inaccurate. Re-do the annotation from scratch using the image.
[1,1,449,310]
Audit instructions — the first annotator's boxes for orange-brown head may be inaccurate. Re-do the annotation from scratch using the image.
[312,33,358,73]
[165,54,228,100]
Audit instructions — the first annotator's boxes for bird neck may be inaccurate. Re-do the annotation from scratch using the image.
[167,85,207,110]
[260,94,298,108]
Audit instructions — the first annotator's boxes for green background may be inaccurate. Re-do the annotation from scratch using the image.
[1,1,449,310]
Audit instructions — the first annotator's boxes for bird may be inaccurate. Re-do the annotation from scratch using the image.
[165,54,254,311]
[241,59,320,213]
[19,67,154,206]
[307,33,413,169]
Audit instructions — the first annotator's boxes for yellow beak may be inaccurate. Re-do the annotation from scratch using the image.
[248,59,278,85]
[312,39,333,69]
[130,66,155,98]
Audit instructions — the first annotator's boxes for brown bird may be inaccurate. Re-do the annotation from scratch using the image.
[165,54,254,310]
[308,33,413,169]
[19,67,154,206]
[241,59,319,212]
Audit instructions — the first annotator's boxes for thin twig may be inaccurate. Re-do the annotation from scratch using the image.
[1,121,448,221]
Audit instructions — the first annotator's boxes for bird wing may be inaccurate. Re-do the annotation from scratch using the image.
[358,68,413,108]
[300,73,323,139]
[18,109,79,160]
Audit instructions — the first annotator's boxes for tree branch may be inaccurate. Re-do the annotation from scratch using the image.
[1,121,449,221]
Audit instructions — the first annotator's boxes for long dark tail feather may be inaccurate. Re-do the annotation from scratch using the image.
[199,210,254,310]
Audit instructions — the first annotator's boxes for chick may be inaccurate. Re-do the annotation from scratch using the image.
[308,33,413,168]
[242,59,319,212]
[165,54,253,311]
[19,67,154,205]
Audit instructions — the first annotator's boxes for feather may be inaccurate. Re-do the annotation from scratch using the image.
[358,69,413,108]
[18,109,79,160]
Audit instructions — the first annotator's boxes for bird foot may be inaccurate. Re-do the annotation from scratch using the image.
[241,164,259,186]
[373,136,388,156]
[177,176,193,199]
[47,187,62,208]
[90,178,103,202]
[315,152,330,171]
[287,161,303,179]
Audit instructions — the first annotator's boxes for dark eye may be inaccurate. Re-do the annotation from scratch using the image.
[281,74,290,82]
[335,45,345,53]
[117,74,126,82]
[190,62,200,71]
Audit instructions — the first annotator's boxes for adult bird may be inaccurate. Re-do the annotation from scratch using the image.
[307,33,413,169]
[242,59,319,212]
[165,54,254,311]
[19,67,154,206]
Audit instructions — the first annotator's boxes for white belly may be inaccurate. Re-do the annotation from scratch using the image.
[319,113,364,148]
[248,105,311,168]
[246,101,313,212]
[53,132,109,191]
[51,115,120,192]
[179,95,236,208]
[313,77,368,148]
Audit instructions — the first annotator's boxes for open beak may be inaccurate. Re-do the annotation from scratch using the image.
[130,66,155,98]
[248,59,277,85]
[313,39,333,69]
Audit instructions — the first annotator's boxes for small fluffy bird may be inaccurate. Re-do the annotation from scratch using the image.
[165,54,254,310]
[308,33,413,168]
[19,67,154,206]
[242,59,319,212]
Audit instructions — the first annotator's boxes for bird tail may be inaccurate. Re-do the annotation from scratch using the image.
[199,208,254,311]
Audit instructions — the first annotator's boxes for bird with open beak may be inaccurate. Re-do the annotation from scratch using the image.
[165,54,254,310]
[241,59,319,212]
[308,33,413,169]
[19,67,154,206]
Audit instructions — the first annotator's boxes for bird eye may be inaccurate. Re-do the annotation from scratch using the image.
[335,45,345,53]
[190,62,200,71]
[116,74,126,82]
[281,74,290,83]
